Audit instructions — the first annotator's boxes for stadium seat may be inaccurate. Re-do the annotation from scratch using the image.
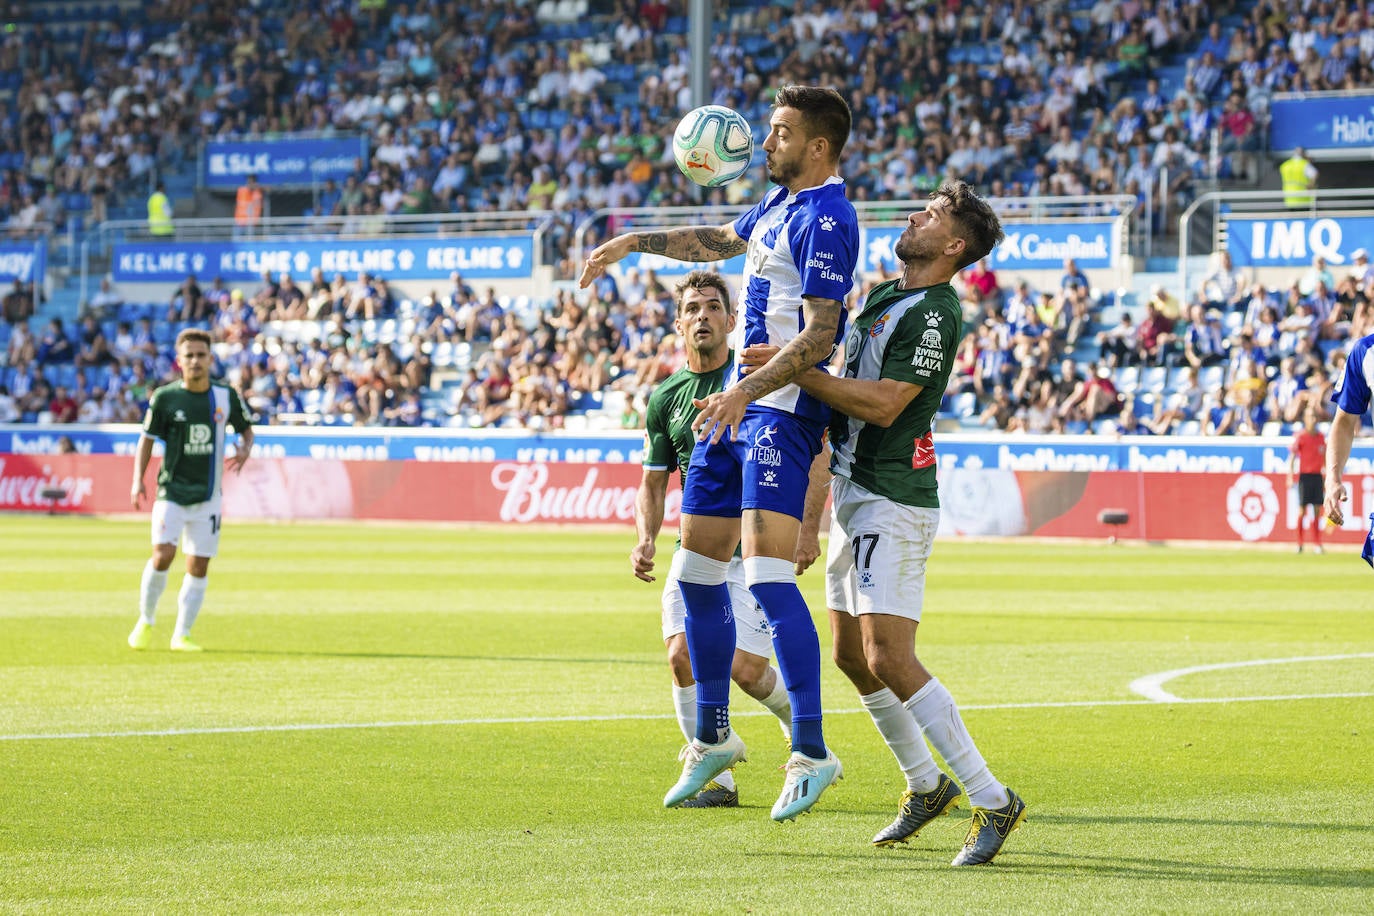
[1177,420,1202,436]
[1140,366,1168,393]
[1198,365,1225,392]
[952,391,977,418]
[1114,365,1140,392]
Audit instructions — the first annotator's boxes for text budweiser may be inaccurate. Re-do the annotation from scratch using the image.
[491,463,664,523]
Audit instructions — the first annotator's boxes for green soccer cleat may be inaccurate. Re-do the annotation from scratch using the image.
[664,731,747,808]
[127,621,153,650]
[771,749,842,822]
[680,780,740,808]
[951,789,1026,866]
[872,772,962,846]
[169,635,203,653]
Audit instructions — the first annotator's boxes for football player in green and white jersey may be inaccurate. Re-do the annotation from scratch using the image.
[742,183,1025,866]
[632,270,828,807]
[128,328,254,652]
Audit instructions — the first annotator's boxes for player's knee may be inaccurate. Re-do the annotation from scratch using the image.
[666,637,694,685]
[730,651,769,695]
[864,639,911,687]
[678,550,730,585]
[832,640,872,683]
[152,546,176,571]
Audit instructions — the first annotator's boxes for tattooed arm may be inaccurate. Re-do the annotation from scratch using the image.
[690,296,843,444]
[578,222,745,289]
[733,295,842,401]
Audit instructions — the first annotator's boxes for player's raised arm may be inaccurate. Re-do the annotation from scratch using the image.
[578,221,745,289]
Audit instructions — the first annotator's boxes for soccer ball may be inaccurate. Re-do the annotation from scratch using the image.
[672,105,754,187]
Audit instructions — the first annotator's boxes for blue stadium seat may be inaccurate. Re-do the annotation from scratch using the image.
[1114,365,1140,392]
[1198,365,1225,392]
[1140,366,1168,393]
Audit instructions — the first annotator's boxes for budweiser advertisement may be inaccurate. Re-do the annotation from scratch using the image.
[1,454,1370,545]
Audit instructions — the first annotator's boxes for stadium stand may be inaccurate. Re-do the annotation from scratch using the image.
[0,0,1371,434]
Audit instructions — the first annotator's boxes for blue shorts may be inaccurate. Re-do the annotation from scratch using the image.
[681,407,825,521]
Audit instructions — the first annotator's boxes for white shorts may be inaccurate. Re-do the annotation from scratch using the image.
[151,497,223,558]
[825,475,940,622]
[661,551,775,659]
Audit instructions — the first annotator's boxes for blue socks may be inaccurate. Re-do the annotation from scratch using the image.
[746,557,826,760]
[677,552,735,744]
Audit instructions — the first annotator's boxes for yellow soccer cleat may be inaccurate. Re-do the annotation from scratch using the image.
[169,635,204,653]
[127,621,153,650]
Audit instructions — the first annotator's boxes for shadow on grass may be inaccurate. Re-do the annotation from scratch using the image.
[745,848,1374,888]
[1032,812,1374,834]
[1010,850,1374,888]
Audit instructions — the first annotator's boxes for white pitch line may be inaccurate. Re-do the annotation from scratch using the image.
[2,691,1371,742]
[1128,652,1374,703]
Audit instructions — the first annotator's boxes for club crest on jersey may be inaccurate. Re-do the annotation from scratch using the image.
[214,407,225,424]
[748,424,782,468]
[870,312,890,338]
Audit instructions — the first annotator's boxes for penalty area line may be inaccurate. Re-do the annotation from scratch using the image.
[1,691,1371,742]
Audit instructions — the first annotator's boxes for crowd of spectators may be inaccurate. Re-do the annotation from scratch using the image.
[3,0,1374,434]
[944,249,1371,436]
[5,0,1344,251]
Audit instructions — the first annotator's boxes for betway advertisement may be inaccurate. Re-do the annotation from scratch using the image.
[7,426,1373,476]
[0,240,46,285]
[3,454,1372,548]
[111,237,533,282]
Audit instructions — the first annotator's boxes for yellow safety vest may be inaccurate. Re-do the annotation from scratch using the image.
[1279,156,1314,208]
[147,191,174,236]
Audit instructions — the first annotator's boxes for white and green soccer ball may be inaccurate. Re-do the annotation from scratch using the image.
[672,105,754,187]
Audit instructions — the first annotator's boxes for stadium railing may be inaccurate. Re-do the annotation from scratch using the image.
[1177,186,1374,298]
[569,195,1140,272]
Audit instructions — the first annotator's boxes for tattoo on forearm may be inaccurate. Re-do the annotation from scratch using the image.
[635,232,668,254]
[633,227,745,261]
[693,228,747,257]
[737,298,841,400]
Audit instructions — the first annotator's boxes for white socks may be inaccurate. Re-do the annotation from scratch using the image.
[139,560,168,625]
[671,683,696,742]
[860,688,943,793]
[671,682,735,791]
[905,678,1008,809]
[174,574,208,639]
[759,669,793,741]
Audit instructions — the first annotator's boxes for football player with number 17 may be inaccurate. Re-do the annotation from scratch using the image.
[743,182,1027,866]
[580,85,858,822]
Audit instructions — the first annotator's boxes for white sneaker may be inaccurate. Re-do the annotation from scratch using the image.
[663,731,747,808]
[771,749,843,822]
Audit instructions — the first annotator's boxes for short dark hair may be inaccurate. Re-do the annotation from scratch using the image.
[175,328,213,350]
[933,181,1005,271]
[773,85,852,160]
[674,270,733,313]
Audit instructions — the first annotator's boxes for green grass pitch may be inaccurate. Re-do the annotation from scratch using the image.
[1,515,1371,913]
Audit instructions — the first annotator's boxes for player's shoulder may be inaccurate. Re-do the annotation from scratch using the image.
[797,179,857,226]
[149,380,183,404]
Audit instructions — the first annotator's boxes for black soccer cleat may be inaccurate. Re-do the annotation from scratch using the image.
[951,788,1026,866]
[871,772,962,846]
[680,780,740,808]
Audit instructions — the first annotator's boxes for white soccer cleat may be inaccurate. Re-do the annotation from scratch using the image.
[664,731,748,808]
[771,749,842,822]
